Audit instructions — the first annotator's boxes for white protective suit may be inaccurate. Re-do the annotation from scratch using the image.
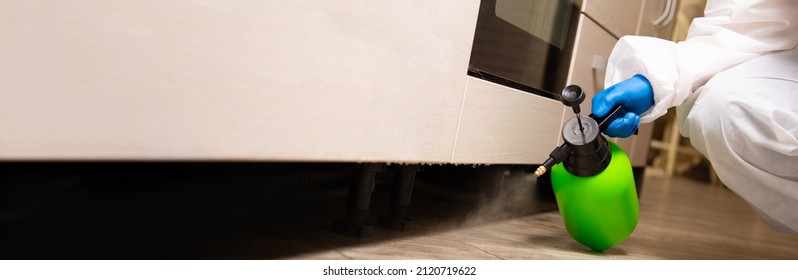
[604,0,798,233]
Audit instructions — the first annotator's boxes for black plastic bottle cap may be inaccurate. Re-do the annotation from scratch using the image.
[561,116,612,177]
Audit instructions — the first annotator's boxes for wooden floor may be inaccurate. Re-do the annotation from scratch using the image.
[285,175,798,260]
[2,164,796,259]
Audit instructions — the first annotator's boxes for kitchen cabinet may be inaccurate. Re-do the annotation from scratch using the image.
[0,1,480,163]
[0,0,674,166]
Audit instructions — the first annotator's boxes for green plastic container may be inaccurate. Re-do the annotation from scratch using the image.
[551,140,638,251]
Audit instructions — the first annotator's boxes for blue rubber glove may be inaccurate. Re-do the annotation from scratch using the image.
[591,74,654,138]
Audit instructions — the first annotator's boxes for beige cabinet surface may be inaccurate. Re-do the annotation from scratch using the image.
[581,0,644,38]
[0,1,481,163]
[638,0,679,38]
[0,0,673,165]
[564,15,616,115]
[451,77,565,164]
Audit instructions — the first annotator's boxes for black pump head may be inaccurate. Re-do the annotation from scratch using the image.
[561,85,586,115]
[561,115,612,177]
[533,84,613,178]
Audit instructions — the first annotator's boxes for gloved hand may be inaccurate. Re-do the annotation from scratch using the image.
[591,74,654,138]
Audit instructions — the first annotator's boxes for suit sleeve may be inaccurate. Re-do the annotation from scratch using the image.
[605,0,798,122]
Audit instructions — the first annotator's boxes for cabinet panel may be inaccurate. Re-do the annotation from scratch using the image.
[582,0,643,38]
[565,15,616,119]
[637,0,678,39]
[0,1,480,162]
[451,77,564,164]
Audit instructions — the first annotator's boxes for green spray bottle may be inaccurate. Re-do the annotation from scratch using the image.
[534,85,638,251]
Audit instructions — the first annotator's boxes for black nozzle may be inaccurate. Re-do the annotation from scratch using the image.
[534,143,571,177]
[561,85,586,115]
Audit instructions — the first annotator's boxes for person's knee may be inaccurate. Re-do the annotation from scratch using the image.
[695,72,798,180]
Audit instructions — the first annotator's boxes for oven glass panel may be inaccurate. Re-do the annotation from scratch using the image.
[469,0,574,98]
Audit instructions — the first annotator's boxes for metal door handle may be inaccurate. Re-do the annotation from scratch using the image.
[653,0,678,29]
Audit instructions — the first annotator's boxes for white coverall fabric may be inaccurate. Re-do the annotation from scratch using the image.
[683,49,798,233]
[604,0,798,233]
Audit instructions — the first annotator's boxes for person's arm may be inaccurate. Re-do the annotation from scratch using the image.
[604,0,798,122]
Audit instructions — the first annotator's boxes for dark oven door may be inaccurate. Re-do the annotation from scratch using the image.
[468,0,576,99]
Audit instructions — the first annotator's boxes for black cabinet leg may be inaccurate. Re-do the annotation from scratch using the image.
[333,163,384,237]
[378,165,421,231]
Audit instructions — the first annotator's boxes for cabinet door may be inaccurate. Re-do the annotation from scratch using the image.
[0,1,480,163]
[565,15,635,159]
[582,0,643,38]
[565,15,616,114]
[637,0,678,39]
[451,77,564,164]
